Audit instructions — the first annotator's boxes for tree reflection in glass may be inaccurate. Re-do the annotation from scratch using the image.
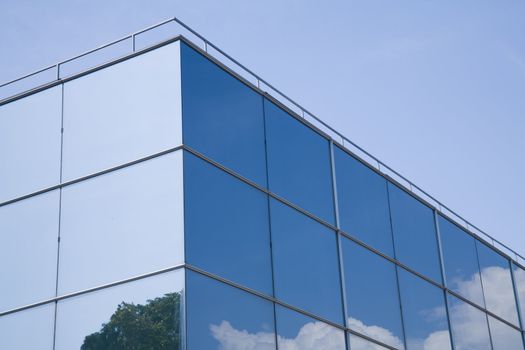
[80,293,182,350]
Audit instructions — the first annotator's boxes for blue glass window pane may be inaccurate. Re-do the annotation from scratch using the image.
[388,183,442,282]
[184,152,273,295]
[265,99,335,224]
[488,316,524,350]
[438,215,485,307]
[276,305,346,350]
[476,241,519,325]
[186,271,276,350]
[270,199,343,324]
[512,265,525,323]
[447,294,491,350]
[398,269,452,350]
[342,238,404,349]
[181,43,267,187]
[334,146,394,256]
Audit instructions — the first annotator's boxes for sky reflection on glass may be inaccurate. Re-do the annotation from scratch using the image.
[186,271,276,350]
[438,215,485,307]
[476,241,519,325]
[342,238,404,349]
[276,305,346,350]
[397,268,452,350]
[265,99,335,224]
[182,42,267,187]
[388,183,442,283]
[270,199,343,325]
[334,146,394,256]
[447,294,491,350]
[184,152,273,295]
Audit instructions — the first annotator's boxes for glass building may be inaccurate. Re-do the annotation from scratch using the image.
[1,22,525,350]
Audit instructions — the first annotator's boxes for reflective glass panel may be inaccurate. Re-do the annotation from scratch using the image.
[270,199,343,324]
[476,241,519,325]
[342,238,404,349]
[265,99,335,224]
[62,41,182,181]
[334,147,394,256]
[447,294,491,350]
[0,191,59,311]
[55,269,184,349]
[388,183,441,282]
[276,304,346,350]
[398,269,452,350]
[186,270,276,350]
[348,334,391,350]
[438,215,484,306]
[184,152,273,295]
[512,264,525,322]
[488,315,524,350]
[181,42,267,187]
[59,152,184,294]
[0,86,61,202]
[0,303,55,350]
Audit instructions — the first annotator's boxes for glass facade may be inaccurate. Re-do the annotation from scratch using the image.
[1,36,524,350]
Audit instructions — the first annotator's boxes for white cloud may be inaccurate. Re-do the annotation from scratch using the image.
[347,318,404,349]
[209,321,276,350]
[209,266,519,350]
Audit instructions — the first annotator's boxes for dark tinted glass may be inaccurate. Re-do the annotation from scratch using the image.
[488,315,524,350]
[342,238,404,349]
[447,294,491,350]
[398,269,452,350]
[438,215,484,306]
[184,152,273,295]
[275,304,346,350]
[265,99,335,224]
[186,271,276,350]
[181,43,267,187]
[334,147,394,256]
[476,241,519,325]
[388,183,441,282]
[270,199,343,324]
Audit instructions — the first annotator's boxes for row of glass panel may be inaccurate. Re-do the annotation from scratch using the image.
[184,152,524,349]
[180,41,524,328]
[0,151,184,312]
[0,41,183,204]
[1,265,523,350]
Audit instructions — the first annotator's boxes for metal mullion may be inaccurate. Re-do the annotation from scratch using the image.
[261,95,280,350]
[0,264,185,317]
[329,141,350,350]
[434,210,456,350]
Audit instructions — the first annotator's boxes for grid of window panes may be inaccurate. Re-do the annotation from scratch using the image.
[2,36,525,350]
[0,41,185,349]
[180,40,525,350]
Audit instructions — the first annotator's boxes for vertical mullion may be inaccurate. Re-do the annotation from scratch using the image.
[329,141,350,350]
[52,82,65,350]
[434,211,456,350]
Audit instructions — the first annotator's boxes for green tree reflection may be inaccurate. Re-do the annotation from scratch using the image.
[81,292,181,350]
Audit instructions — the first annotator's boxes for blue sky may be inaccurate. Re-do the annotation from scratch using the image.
[1,0,524,255]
